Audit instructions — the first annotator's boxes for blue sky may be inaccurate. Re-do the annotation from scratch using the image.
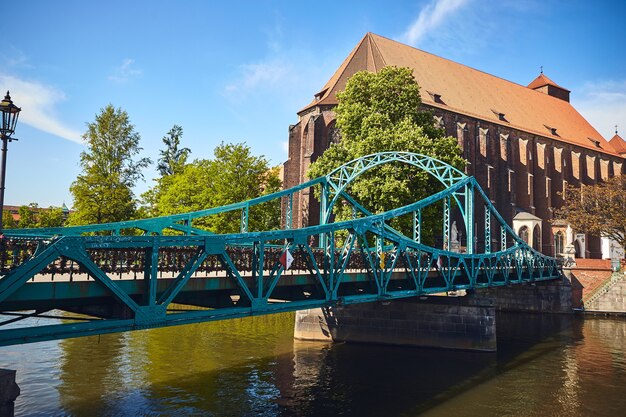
[2,0,625,208]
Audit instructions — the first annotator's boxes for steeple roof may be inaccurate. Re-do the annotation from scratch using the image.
[301,33,617,157]
[527,73,570,91]
[609,133,626,155]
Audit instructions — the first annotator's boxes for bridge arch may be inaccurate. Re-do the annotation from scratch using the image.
[321,151,467,224]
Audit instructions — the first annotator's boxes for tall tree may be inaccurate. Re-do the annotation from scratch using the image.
[141,125,191,218]
[308,66,465,242]
[18,204,38,228]
[556,175,626,250]
[69,105,151,225]
[152,142,281,233]
[211,142,281,232]
[38,206,65,228]
[157,125,190,176]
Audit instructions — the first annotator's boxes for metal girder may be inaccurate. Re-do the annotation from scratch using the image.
[322,152,467,224]
[485,205,491,254]
[0,152,562,347]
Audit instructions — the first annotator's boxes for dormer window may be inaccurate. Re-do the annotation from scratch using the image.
[544,124,558,136]
[491,109,507,122]
[314,88,328,102]
[587,137,602,148]
[427,91,444,104]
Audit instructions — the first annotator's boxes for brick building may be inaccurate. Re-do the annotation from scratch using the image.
[283,33,625,259]
[2,203,70,224]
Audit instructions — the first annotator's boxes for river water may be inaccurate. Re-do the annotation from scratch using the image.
[2,311,626,416]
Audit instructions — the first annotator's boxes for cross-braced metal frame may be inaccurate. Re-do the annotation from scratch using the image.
[0,152,560,346]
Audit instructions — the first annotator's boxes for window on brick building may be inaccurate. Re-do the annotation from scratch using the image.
[328,123,341,144]
[518,226,529,244]
[555,231,564,256]
[533,225,541,251]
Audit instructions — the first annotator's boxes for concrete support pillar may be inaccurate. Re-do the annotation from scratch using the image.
[474,277,572,313]
[0,369,19,417]
[295,296,496,352]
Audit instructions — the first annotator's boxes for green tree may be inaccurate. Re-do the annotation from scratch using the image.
[69,105,151,225]
[2,211,17,229]
[157,125,190,176]
[152,142,281,233]
[18,204,38,228]
[556,176,626,250]
[211,142,281,232]
[38,206,65,228]
[155,159,218,218]
[308,66,465,242]
[141,125,191,218]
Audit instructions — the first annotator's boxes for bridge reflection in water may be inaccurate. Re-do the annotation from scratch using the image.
[5,311,626,416]
[0,152,560,347]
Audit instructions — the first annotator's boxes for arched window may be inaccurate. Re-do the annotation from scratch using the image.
[518,226,529,244]
[554,231,564,256]
[328,121,341,145]
[533,224,541,251]
[574,240,582,258]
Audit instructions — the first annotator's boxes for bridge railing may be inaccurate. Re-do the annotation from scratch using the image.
[0,152,562,346]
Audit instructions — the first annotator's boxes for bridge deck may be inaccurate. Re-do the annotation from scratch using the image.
[0,152,562,346]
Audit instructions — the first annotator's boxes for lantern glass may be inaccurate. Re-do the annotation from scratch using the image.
[0,91,21,138]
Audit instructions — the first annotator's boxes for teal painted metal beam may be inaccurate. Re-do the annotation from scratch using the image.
[0,152,562,347]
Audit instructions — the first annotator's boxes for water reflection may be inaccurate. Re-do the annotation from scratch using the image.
[3,312,626,416]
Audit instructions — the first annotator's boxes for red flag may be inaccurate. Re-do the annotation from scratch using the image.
[279,249,293,270]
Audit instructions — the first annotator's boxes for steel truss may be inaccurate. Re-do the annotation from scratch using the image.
[0,152,561,346]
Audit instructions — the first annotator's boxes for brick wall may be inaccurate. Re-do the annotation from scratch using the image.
[284,101,624,258]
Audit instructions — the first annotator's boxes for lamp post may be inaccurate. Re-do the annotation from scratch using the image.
[0,91,21,232]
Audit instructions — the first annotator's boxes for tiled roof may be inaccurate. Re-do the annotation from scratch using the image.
[609,134,626,155]
[513,211,543,221]
[527,73,570,91]
[308,33,385,108]
[302,33,618,157]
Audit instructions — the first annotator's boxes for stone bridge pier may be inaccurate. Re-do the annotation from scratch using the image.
[294,277,571,352]
[0,369,19,417]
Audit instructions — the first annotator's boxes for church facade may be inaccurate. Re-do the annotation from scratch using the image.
[283,33,625,259]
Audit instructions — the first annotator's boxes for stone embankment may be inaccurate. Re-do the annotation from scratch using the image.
[567,258,626,314]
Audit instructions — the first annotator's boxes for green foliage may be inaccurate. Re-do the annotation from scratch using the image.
[556,175,626,250]
[2,211,17,229]
[17,204,38,228]
[308,66,465,242]
[157,125,190,176]
[69,105,151,226]
[146,142,282,233]
[7,203,66,229]
[38,206,65,228]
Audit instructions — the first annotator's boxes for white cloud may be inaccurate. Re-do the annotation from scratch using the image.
[573,80,626,140]
[0,46,32,69]
[264,20,284,54]
[108,58,142,83]
[0,75,82,143]
[224,58,292,97]
[400,0,470,46]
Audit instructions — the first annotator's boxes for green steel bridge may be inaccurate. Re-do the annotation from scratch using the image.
[0,152,561,347]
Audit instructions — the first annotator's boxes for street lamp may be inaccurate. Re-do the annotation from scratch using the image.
[0,91,21,232]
